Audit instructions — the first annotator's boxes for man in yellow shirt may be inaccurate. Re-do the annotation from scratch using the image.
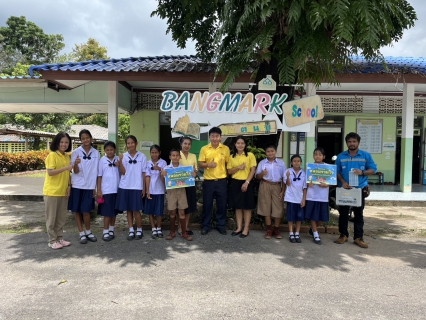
[198,127,230,235]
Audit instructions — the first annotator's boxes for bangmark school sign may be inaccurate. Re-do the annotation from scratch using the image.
[160,90,324,138]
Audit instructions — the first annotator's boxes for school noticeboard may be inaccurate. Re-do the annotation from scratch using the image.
[306,163,337,185]
[164,166,195,190]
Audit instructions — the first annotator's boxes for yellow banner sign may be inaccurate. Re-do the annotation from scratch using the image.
[219,121,277,136]
[283,95,324,127]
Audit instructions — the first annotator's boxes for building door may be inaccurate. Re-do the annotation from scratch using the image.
[317,116,344,163]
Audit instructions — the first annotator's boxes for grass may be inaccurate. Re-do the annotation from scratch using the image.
[0,223,43,234]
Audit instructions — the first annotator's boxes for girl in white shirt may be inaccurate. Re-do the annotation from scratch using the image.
[284,154,307,244]
[116,135,147,241]
[305,147,330,245]
[68,129,100,244]
[97,141,120,242]
[145,145,167,239]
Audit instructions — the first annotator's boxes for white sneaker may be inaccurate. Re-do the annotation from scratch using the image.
[48,242,63,250]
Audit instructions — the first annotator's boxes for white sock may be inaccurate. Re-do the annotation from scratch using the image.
[152,228,157,232]
[295,232,299,236]
[103,229,109,234]
[86,229,91,235]
[137,227,142,232]
[109,226,114,231]
[129,227,134,233]
[313,231,319,238]
[79,231,85,237]
[289,232,294,236]
[156,227,162,232]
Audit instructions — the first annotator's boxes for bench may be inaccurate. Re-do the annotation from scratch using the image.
[368,172,384,185]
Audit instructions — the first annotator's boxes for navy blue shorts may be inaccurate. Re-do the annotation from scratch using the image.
[68,188,95,213]
[97,193,119,217]
[305,200,329,222]
[286,202,305,222]
[115,188,144,212]
[144,194,165,217]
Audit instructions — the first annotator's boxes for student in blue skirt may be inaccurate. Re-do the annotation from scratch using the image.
[145,145,167,239]
[284,154,307,243]
[97,141,120,242]
[116,135,147,240]
[305,147,329,245]
[69,129,100,244]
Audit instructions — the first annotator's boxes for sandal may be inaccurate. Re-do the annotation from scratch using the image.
[102,233,111,242]
[135,231,143,240]
[127,232,135,241]
[166,232,176,240]
[108,231,115,239]
[295,235,302,243]
[80,235,88,244]
[182,233,193,241]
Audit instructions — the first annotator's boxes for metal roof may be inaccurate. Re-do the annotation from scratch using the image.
[28,55,426,77]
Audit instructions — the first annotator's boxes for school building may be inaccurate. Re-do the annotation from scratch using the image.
[0,55,425,192]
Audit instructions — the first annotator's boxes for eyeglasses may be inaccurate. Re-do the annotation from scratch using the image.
[128,154,139,164]
[293,172,302,181]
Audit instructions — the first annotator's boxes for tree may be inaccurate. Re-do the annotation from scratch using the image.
[152,0,417,90]
[0,16,65,66]
[72,38,109,61]
[0,62,32,77]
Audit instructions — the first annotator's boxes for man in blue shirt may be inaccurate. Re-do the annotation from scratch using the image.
[335,132,377,248]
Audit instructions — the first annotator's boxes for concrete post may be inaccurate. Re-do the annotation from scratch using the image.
[108,81,118,144]
[400,83,414,193]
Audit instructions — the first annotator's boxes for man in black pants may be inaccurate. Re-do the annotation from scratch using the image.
[335,132,377,248]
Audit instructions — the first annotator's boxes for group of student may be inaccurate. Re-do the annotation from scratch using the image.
[42,127,330,250]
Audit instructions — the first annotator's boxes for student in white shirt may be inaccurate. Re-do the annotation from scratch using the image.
[97,141,120,242]
[284,154,307,244]
[115,135,147,241]
[68,129,100,244]
[145,145,167,239]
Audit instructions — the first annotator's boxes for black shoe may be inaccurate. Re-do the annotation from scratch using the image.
[231,230,242,236]
[313,237,322,245]
[127,232,135,241]
[102,233,111,242]
[217,228,227,235]
[239,232,249,238]
[308,227,313,237]
[295,235,302,243]
[289,235,296,243]
[201,229,209,235]
[186,230,194,236]
[108,231,115,240]
[135,231,143,240]
[86,233,97,242]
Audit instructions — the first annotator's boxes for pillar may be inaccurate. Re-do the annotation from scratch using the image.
[108,81,118,144]
[400,83,414,193]
[304,83,317,168]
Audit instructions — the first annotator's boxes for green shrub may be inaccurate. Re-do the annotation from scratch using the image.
[0,150,50,173]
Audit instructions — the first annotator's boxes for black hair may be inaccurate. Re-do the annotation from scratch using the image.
[169,148,181,156]
[50,132,72,152]
[103,141,116,150]
[208,126,222,136]
[231,135,248,157]
[313,147,325,156]
[79,129,92,140]
[179,136,192,146]
[290,154,302,165]
[125,135,138,145]
[150,144,161,153]
[345,132,361,143]
[264,144,277,151]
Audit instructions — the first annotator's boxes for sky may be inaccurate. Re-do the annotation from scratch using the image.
[0,0,424,60]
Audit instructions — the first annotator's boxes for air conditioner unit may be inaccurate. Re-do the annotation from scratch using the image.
[396,128,421,136]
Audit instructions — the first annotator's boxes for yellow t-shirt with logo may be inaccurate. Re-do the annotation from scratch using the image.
[43,151,71,197]
[227,152,257,180]
[179,151,198,171]
[199,143,230,180]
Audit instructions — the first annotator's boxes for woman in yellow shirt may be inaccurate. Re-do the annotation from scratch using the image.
[43,132,73,249]
[227,136,257,238]
[179,136,198,235]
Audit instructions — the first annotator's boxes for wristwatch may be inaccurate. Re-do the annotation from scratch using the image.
[362,170,365,176]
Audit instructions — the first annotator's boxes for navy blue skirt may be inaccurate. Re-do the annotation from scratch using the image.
[97,193,119,217]
[185,186,197,214]
[286,202,305,222]
[115,188,144,212]
[305,200,329,222]
[144,194,165,217]
[68,188,95,213]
